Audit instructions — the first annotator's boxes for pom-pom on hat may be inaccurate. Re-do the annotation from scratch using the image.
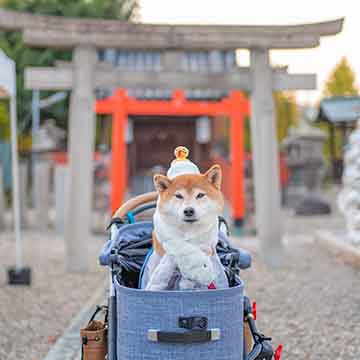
[167,146,200,180]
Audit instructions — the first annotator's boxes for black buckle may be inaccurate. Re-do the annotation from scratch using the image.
[178,316,208,330]
[82,336,88,345]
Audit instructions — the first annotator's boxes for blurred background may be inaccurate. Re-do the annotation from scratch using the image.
[0,1,359,359]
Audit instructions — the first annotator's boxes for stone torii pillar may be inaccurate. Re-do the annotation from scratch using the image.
[250,49,283,265]
[65,47,97,271]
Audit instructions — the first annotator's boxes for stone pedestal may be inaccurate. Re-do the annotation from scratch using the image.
[64,46,97,272]
[54,164,68,234]
[33,161,51,230]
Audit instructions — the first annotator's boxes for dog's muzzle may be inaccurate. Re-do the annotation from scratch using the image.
[183,207,198,223]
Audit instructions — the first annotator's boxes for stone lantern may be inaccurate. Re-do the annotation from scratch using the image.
[282,121,331,215]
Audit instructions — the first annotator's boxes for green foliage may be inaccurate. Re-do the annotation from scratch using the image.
[3,0,138,20]
[0,99,10,141]
[320,57,359,165]
[323,57,359,97]
[0,0,138,132]
[274,92,299,144]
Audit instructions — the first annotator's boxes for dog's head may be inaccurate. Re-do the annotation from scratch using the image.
[153,165,224,228]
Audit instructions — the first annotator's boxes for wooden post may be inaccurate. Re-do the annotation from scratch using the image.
[329,122,336,181]
[64,46,97,272]
[111,89,128,214]
[250,49,283,267]
[229,90,246,226]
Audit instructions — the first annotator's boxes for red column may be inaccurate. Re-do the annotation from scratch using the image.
[229,91,247,226]
[111,89,128,214]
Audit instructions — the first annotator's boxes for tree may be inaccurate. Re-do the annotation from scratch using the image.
[0,99,10,142]
[274,92,299,143]
[323,57,359,97]
[0,0,138,133]
[320,58,359,167]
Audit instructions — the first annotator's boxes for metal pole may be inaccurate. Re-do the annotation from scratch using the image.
[10,94,22,270]
[31,90,40,207]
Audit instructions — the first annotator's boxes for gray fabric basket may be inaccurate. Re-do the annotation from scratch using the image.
[114,277,244,360]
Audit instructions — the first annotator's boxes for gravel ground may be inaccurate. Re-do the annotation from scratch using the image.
[1,186,359,359]
[0,230,106,360]
[238,207,360,360]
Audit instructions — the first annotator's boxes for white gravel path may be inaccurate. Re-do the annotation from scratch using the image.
[0,230,106,360]
[236,208,360,360]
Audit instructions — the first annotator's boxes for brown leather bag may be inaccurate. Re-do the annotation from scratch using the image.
[80,305,108,360]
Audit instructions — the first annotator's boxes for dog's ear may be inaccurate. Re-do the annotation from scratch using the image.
[153,174,171,192]
[204,165,222,189]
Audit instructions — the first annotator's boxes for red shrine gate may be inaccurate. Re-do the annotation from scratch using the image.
[96,89,249,225]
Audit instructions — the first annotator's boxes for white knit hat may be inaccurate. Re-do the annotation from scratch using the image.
[166,146,200,180]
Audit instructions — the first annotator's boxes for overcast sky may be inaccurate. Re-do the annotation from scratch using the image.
[139,0,359,105]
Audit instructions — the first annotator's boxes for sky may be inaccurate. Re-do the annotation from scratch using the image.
[139,0,359,106]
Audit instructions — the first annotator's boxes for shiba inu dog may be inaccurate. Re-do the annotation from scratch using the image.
[145,163,225,290]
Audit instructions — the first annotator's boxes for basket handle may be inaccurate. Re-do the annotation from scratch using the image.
[148,329,220,344]
[112,192,158,219]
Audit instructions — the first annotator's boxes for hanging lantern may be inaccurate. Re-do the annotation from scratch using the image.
[125,118,134,144]
[196,116,211,144]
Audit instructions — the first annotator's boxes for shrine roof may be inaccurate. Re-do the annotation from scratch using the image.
[317,97,360,124]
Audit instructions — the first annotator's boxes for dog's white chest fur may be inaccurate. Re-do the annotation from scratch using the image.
[145,211,219,290]
[154,211,218,253]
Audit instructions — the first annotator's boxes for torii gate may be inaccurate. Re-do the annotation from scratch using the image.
[0,8,343,270]
[96,89,249,223]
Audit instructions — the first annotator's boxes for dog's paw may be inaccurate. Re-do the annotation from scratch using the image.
[178,252,215,286]
[179,278,196,290]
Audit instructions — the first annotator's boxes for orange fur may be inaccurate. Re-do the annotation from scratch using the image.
[152,231,166,257]
[152,165,223,257]
[156,169,224,213]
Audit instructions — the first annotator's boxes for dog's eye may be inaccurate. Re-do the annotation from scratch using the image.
[175,193,183,199]
[196,193,206,199]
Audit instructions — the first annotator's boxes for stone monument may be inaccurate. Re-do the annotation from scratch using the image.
[283,121,331,215]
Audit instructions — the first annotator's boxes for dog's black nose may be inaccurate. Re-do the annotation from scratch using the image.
[183,207,195,217]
